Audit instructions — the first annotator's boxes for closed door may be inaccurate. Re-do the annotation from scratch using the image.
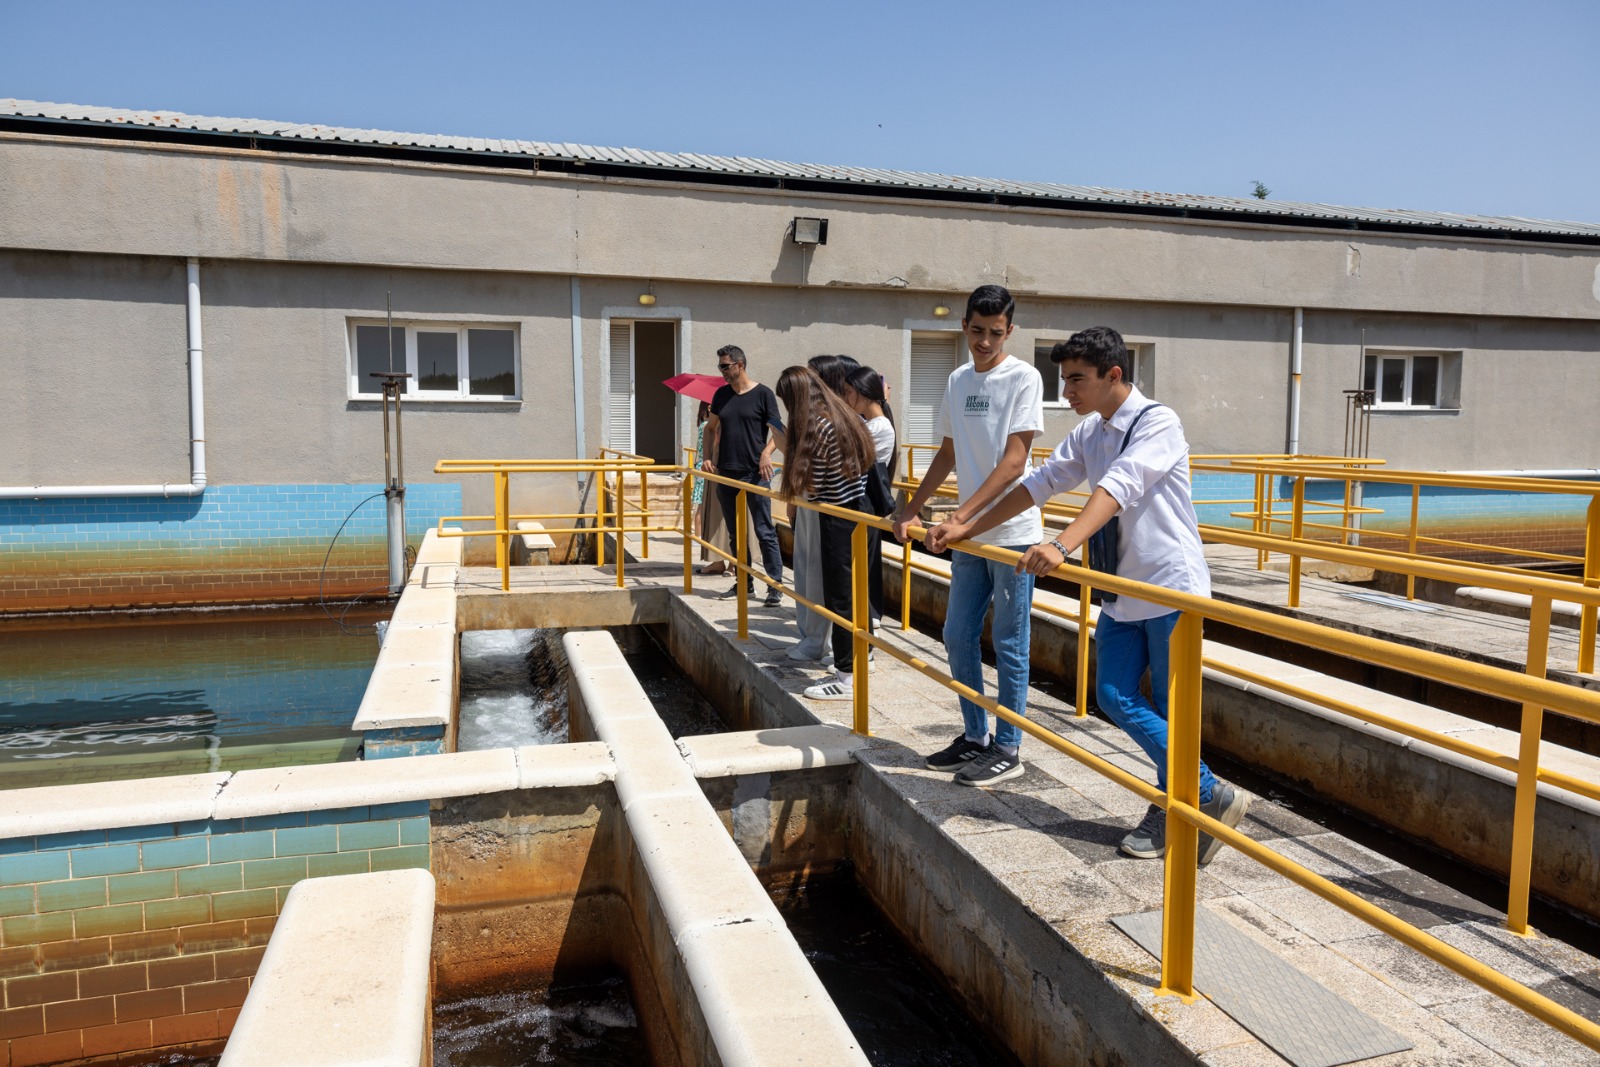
[906,332,965,445]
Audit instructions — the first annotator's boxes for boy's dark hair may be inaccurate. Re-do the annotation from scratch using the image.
[716,344,746,365]
[964,284,1016,325]
[1051,326,1130,381]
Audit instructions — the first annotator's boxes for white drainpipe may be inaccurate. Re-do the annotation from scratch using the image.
[1,257,208,499]
[1287,307,1303,455]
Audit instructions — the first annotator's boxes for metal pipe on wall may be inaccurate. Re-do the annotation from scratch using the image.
[1286,307,1304,455]
[0,256,208,499]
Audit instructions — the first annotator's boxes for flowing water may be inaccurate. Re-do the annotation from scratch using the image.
[456,626,723,750]
[433,972,649,1066]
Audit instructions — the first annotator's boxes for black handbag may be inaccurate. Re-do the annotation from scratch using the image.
[1083,404,1160,604]
[863,460,896,518]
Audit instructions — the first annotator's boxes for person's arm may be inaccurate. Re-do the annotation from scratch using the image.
[757,392,780,483]
[945,429,1033,530]
[701,413,720,473]
[927,431,1087,561]
[891,438,954,542]
[1013,486,1119,575]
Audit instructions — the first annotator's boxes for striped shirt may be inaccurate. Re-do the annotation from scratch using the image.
[807,416,868,506]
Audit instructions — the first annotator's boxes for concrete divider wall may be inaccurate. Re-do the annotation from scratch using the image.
[564,630,867,1067]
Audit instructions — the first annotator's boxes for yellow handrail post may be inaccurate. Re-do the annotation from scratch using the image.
[1581,497,1599,674]
[1262,474,1276,571]
[735,487,749,640]
[1254,472,1268,570]
[495,470,511,593]
[1288,476,1306,609]
[640,470,650,560]
[852,519,871,735]
[1508,594,1552,935]
[1075,579,1091,718]
[681,470,693,595]
[1406,484,1422,600]
[596,468,607,567]
[614,468,626,588]
[1158,611,1204,1001]
[1342,478,1355,547]
[900,538,913,631]
[905,445,917,482]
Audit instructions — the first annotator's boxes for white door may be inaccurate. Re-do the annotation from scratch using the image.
[906,332,964,445]
[606,321,634,452]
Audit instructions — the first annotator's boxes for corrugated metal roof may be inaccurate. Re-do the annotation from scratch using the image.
[5,98,1598,239]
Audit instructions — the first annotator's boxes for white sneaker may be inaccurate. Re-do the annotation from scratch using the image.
[803,672,853,701]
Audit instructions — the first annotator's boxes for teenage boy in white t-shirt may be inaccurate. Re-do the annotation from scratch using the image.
[927,326,1250,866]
[892,285,1044,787]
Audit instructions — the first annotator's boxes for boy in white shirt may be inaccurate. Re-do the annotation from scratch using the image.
[893,286,1044,787]
[927,326,1249,865]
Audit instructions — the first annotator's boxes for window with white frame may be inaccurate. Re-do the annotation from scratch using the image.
[1035,341,1149,405]
[1362,349,1461,410]
[349,321,520,400]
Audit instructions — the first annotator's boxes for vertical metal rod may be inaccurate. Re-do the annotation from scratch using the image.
[682,471,693,595]
[900,539,913,631]
[596,469,606,568]
[494,471,507,574]
[1262,475,1276,571]
[614,469,626,589]
[1288,477,1306,609]
[735,488,749,640]
[1406,484,1421,600]
[640,471,650,559]
[1158,611,1203,1000]
[1254,473,1268,569]
[1341,479,1354,547]
[497,470,510,593]
[852,519,871,735]
[1508,595,1552,935]
[1075,580,1091,718]
[1580,497,1599,674]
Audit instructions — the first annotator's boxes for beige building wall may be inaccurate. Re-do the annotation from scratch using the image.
[3,129,1599,518]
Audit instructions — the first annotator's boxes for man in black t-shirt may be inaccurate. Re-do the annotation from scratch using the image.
[703,344,784,605]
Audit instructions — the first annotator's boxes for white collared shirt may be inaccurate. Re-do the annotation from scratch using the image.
[1020,386,1210,621]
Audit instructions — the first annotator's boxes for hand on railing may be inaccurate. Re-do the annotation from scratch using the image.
[890,509,923,544]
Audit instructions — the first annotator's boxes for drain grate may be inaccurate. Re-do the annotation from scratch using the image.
[1113,907,1411,1067]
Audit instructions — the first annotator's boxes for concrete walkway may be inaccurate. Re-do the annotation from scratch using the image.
[458,542,1600,1067]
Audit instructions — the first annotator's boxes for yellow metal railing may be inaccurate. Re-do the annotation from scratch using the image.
[897,449,1600,673]
[436,451,1600,1053]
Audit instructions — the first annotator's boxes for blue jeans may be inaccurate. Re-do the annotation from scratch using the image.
[945,546,1035,750]
[1094,611,1218,804]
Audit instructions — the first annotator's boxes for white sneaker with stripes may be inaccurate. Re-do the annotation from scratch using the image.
[802,671,853,701]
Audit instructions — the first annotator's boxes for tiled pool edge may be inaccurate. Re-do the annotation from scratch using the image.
[0,745,615,1066]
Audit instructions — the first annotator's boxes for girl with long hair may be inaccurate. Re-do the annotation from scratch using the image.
[788,354,865,663]
[774,366,876,700]
[842,365,898,618]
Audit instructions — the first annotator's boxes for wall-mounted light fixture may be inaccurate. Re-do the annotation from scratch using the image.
[791,217,829,246]
[638,282,657,307]
[933,304,951,318]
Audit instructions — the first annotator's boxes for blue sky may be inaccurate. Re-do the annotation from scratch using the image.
[4,0,1597,224]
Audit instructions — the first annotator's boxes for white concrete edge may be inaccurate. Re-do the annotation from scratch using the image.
[220,869,435,1067]
[353,537,460,731]
[0,772,232,840]
[1457,586,1584,618]
[515,520,557,549]
[677,724,875,778]
[2,744,620,839]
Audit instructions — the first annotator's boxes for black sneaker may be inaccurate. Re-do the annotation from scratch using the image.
[955,745,1024,788]
[1120,804,1166,859]
[763,587,783,607]
[1197,782,1250,867]
[925,734,989,772]
[719,583,752,600]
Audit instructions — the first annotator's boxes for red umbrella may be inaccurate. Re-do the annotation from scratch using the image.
[662,372,724,405]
